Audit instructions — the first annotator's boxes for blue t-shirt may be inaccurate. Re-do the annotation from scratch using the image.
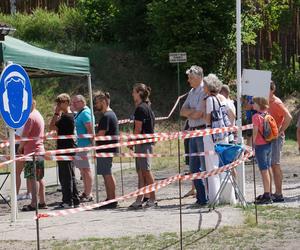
[75,107,92,147]
[245,96,257,121]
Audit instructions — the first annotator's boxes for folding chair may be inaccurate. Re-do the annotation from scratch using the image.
[0,172,11,207]
[209,143,247,210]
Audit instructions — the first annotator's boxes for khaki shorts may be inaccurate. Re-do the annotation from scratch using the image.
[135,143,153,171]
[74,151,91,169]
[271,135,284,166]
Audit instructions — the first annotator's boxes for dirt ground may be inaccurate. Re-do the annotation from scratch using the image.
[0,142,299,249]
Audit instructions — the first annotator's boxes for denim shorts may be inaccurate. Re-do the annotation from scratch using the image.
[255,143,271,171]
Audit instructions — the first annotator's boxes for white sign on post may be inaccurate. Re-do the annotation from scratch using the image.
[169,52,187,63]
[242,69,272,99]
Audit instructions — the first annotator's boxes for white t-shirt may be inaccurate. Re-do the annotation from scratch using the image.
[206,95,227,115]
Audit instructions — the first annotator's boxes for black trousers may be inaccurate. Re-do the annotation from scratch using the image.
[58,161,80,205]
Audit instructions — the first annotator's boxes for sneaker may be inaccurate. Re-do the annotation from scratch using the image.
[79,192,86,200]
[271,193,284,203]
[142,197,149,203]
[195,201,208,208]
[17,194,27,201]
[255,194,272,205]
[129,200,143,209]
[79,193,94,202]
[84,195,94,202]
[25,193,32,200]
[144,200,158,208]
[54,203,72,210]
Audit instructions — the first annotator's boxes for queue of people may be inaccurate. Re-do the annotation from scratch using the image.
[8,65,294,212]
[180,65,293,207]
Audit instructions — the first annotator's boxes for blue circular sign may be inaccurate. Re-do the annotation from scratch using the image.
[0,64,32,129]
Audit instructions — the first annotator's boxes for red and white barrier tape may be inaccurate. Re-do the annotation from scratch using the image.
[36,150,252,219]
[0,152,35,168]
[0,124,253,146]
[0,125,253,166]
[1,150,219,162]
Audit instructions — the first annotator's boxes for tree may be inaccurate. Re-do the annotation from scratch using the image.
[147,0,235,73]
[77,0,118,42]
[113,0,152,50]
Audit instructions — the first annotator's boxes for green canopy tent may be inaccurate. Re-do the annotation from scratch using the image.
[0,36,98,222]
[0,36,90,77]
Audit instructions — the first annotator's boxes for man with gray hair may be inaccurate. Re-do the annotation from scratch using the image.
[180,65,208,206]
[72,95,94,202]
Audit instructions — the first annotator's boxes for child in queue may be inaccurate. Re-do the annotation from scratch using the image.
[252,97,272,204]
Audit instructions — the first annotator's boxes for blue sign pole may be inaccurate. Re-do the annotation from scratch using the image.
[0,63,32,222]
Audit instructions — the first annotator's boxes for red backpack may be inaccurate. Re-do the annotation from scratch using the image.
[259,112,279,142]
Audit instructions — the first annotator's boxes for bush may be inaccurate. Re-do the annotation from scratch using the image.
[0,6,86,54]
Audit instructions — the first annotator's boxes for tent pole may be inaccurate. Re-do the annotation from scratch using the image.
[87,74,98,203]
[236,0,246,197]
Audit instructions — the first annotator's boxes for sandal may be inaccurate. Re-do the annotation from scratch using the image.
[38,203,48,209]
[21,204,36,212]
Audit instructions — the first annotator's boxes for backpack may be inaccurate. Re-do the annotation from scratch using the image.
[210,96,232,142]
[259,112,278,142]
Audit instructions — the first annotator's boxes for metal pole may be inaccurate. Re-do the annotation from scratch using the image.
[33,155,40,250]
[236,0,245,196]
[9,128,17,222]
[87,74,98,202]
[177,62,183,250]
[119,145,124,196]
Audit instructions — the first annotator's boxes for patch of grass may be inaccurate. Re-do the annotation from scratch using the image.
[4,206,300,249]
[284,139,297,146]
[44,206,300,250]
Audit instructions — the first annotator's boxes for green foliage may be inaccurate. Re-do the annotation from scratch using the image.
[242,13,263,45]
[77,0,118,42]
[113,0,151,50]
[258,43,300,96]
[147,0,235,72]
[0,6,86,54]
